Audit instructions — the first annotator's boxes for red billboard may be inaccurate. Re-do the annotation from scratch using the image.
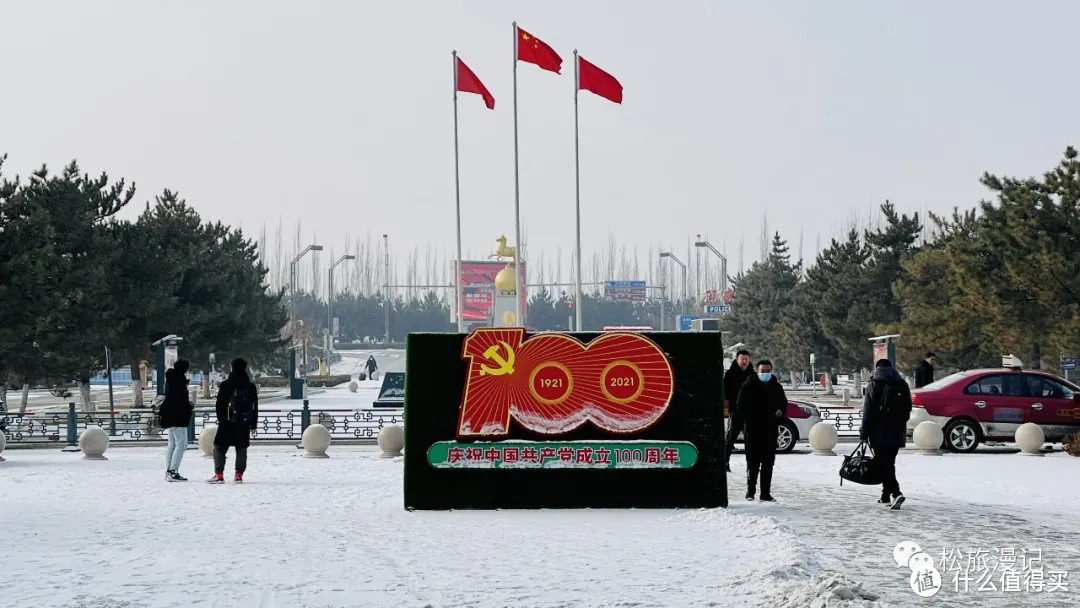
[455,260,527,323]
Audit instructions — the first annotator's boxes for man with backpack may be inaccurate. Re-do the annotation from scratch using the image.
[208,358,258,484]
[860,358,911,508]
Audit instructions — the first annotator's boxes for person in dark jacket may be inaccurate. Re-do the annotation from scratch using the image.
[736,360,787,502]
[914,353,936,388]
[860,358,910,508]
[723,350,754,472]
[364,355,378,379]
[159,359,193,481]
[207,358,259,484]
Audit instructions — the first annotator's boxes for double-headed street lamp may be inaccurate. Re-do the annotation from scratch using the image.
[327,254,356,360]
[290,244,323,349]
[694,238,728,298]
[659,251,687,303]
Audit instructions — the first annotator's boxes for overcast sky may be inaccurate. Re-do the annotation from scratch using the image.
[3,0,1079,273]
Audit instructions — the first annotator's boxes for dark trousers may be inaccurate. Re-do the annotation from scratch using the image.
[725,413,743,466]
[746,450,775,496]
[213,445,248,475]
[874,444,901,497]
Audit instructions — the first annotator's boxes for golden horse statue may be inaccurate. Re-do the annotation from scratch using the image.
[488,235,517,261]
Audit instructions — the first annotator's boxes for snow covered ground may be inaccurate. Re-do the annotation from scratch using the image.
[330,349,405,377]
[1,445,1077,607]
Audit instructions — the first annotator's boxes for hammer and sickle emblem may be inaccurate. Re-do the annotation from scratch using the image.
[479,341,516,376]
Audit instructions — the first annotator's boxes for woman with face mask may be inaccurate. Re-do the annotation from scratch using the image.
[735,359,788,502]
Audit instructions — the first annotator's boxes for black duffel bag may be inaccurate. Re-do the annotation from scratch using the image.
[839,441,883,486]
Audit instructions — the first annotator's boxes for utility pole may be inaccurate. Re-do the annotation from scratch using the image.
[383,234,391,343]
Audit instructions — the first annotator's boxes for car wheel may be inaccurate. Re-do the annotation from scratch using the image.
[776,419,797,453]
[944,419,980,453]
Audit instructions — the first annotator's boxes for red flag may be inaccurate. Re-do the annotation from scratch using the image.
[578,56,622,104]
[517,26,562,74]
[456,57,495,109]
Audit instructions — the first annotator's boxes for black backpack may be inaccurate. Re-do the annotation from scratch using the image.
[228,384,255,428]
[876,379,912,422]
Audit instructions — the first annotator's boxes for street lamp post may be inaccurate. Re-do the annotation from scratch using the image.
[383,234,390,344]
[327,254,356,361]
[659,252,687,303]
[694,239,729,298]
[290,244,323,378]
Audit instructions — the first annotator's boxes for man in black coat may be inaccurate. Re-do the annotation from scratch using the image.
[159,359,193,481]
[914,352,936,388]
[723,349,754,472]
[736,360,787,502]
[861,358,911,508]
[208,358,259,484]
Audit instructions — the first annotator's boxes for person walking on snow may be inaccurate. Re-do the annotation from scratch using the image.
[207,358,258,484]
[364,355,378,379]
[159,358,193,481]
[736,360,787,502]
[914,352,936,388]
[723,349,755,472]
[860,358,912,509]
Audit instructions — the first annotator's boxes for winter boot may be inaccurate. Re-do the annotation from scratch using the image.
[234,472,244,484]
[206,473,225,485]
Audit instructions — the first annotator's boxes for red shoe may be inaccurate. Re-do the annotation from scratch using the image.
[206,474,225,485]
[234,473,244,484]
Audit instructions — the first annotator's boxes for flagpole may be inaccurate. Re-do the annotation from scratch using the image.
[452,50,465,333]
[573,50,583,332]
[511,21,523,327]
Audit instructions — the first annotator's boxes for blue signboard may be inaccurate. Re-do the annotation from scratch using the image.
[677,315,703,332]
[704,304,731,315]
[1063,359,1078,372]
[604,280,647,302]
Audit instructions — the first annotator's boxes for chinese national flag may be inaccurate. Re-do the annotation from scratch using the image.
[456,57,495,109]
[517,26,562,74]
[578,56,622,104]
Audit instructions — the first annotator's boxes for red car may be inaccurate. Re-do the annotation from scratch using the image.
[908,367,1080,452]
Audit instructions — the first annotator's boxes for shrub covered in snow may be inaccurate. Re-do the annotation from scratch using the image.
[1065,433,1080,457]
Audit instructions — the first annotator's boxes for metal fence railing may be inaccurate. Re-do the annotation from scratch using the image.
[818,407,863,437]
[0,402,403,448]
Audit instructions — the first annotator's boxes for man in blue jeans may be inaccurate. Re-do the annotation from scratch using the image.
[159,359,193,481]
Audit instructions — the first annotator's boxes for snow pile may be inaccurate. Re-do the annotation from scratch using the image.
[677,508,884,607]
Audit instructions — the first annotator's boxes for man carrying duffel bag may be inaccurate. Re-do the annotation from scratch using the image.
[858,358,912,509]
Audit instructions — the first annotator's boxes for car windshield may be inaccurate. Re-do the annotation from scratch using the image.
[918,371,969,391]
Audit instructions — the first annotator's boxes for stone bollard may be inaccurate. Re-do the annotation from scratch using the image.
[348,381,358,393]
[378,425,404,458]
[808,422,838,456]
[0,429,6,461]
[913,421,943,455]
[302,423,331,458]
[1016,423,1045,456]
[79,426,109,460]
[842,387,851,407]
[199,425,218,457]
